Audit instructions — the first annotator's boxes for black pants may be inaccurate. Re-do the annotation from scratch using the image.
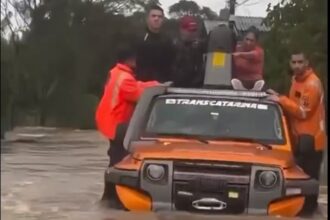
[102,123,129,202]
[240,79,268,91]
[295,150,324,215]
[108,123,129,167]
[108,139,129,167]
[102,137,128,202]
[240,80,257,90]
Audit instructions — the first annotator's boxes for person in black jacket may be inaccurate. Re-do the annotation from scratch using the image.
[136,5,175,82]
[171,16,206,88]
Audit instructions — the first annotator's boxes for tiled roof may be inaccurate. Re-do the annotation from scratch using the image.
[234,16,270,32]
[204,20,225,33]
[204,16,270,33]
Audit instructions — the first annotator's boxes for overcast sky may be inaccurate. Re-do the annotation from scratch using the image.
[160,0,280,17]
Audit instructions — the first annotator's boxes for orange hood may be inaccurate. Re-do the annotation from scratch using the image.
[132,141,294,168]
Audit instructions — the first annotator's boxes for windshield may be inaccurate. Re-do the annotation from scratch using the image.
[145,96,285,145]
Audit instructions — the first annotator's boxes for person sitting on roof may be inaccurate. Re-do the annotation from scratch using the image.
[231,26,265,91]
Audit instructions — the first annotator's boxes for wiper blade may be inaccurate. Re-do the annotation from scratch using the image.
[154,133,209,144]
[214,137,273,150]
[253,142,273,150]
[196,139,209,144]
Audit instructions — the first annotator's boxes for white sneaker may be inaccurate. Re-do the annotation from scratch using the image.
[252,80,265,91]
[231,78,247,90]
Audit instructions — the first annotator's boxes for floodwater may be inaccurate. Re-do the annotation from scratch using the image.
[1,127,327,220]
[1,127,110,220]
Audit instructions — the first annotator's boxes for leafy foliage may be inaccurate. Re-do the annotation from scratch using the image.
[1,0,327,130]
[169,0,218,20]
[262,0,327,94]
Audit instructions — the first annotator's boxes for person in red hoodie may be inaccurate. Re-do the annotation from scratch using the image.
[95,43,160,168]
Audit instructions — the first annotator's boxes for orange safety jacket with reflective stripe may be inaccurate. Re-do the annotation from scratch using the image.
[95,63,159,140]
[279,68,327,151]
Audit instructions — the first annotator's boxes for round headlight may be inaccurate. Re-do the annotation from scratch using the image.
[258,171,278,189]
[146,164,165,181]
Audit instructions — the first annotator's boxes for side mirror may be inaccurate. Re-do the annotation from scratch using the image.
[297,134,315,155]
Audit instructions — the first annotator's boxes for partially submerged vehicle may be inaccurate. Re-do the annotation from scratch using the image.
[102,16,319,217]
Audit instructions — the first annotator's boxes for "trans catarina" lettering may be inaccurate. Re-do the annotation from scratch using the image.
[165,99,268,110]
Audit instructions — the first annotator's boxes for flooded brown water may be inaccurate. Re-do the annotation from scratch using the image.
[1,127,327,220]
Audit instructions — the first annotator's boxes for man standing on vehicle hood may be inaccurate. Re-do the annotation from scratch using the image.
[267,51,327,215]
[136,4,175,82]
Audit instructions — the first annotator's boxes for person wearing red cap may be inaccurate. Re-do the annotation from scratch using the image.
[171,16,206,88]
[180,16,199,41]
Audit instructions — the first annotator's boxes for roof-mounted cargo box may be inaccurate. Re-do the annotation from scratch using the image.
[203,21,236,88]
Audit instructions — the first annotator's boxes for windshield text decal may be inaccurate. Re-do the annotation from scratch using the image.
[165,99,268,110]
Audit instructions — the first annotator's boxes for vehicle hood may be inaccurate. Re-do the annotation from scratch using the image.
[132,142,294,168]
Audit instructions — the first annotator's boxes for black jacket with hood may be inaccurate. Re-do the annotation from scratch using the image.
[171,38,206,88]
[136,28,175,83]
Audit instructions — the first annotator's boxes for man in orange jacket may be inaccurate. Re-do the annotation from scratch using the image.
[267,51,326,215]
[95,44,160,168]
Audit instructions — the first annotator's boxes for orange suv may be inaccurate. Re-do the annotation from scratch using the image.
[102,86,319,217]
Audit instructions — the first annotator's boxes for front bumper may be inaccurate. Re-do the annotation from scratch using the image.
[105,161,319,216]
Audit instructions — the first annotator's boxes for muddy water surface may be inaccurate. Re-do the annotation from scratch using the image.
[1,127,326,220]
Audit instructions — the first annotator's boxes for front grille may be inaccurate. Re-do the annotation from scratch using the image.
[172,161,251,214]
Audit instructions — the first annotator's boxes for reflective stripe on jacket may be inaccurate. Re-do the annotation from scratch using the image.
[95,63,159,139]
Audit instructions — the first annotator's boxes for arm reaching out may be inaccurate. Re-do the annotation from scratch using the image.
[233,48,263,62]
[279,82,322,120]
[120,76,159,102]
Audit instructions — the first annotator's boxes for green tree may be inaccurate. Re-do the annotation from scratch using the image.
[1,0,151,129]
[263,0,327,94]
[169,0,201,18]
[169,0,218,20]
[199,6,218,20]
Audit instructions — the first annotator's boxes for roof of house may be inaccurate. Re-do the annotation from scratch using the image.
[234,16,270,32]
[204,16,270,34]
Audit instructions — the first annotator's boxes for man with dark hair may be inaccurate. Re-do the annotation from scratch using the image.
[267,51,326,216]
[136,4,175,82]
[231,26,265,91]
[95,43,160,168]
[171,16,206,88]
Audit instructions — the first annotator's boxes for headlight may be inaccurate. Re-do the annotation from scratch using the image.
[258,171,278,189]
[146,164,165,181]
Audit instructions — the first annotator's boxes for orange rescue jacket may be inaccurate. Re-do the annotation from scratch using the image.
[95,63,159,139]
[279,68,327,151]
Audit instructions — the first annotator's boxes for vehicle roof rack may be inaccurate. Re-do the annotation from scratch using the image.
[166,87,269,98]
